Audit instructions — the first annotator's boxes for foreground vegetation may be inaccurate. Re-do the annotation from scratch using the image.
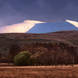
[0,65,78,78]
[14,51,32,66]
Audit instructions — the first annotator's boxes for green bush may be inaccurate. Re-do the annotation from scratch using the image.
[14,51,31,66]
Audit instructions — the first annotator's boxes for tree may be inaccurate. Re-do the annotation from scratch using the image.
[14,51,31,66]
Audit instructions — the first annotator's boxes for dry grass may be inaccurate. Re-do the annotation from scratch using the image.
[0,65,78,78]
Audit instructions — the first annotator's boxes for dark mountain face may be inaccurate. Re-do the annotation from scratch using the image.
[27,22,78,33]
[0,31,78,65]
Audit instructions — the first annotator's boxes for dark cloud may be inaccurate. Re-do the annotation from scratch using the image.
[0,0,78,26]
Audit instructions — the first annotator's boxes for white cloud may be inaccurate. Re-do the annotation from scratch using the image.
[0,20,45,33]
[66,20,78,28]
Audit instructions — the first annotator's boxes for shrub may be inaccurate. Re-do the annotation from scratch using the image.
[14,51,31,66]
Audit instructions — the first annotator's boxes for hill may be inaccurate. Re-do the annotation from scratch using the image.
[0,30,78,65]
[27,22,78,33]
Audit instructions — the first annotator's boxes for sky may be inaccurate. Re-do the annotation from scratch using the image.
[0,0,78,33]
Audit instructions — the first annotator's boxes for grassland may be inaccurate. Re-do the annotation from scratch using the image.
[0,65,78,78]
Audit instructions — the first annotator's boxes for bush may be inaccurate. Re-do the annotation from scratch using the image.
[14,51,31,66]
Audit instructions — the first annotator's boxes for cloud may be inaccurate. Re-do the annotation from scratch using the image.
[0,0,78,26]
[0,20,45,33]
[66,20,78,28]
[0,19,78,33]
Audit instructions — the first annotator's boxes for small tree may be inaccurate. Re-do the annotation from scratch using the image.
[14,51,31,66]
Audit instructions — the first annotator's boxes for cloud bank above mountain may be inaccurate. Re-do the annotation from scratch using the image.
[0,20,45,33]
[66,20,78,28]
[0,19,78,33]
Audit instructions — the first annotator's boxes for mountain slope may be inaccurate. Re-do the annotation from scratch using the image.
[0,30,78,65]
[27,22,78,33]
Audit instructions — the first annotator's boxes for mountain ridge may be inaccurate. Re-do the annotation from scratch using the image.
[0,30,78,65]
[27,22,78,33]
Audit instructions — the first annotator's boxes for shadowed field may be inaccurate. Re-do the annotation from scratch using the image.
[0,65,78,78]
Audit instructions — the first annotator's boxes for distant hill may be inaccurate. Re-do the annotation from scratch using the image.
[27,22,78,33]
[0,30,78,65]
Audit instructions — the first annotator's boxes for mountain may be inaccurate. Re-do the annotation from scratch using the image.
[27,22,78,33]
[0,30,78,65]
